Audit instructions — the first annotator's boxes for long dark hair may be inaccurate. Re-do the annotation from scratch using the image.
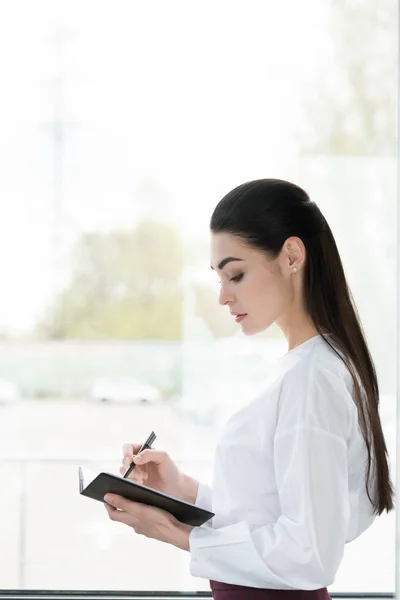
[210,178,394,515]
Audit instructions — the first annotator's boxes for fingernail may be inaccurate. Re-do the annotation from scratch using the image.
[135,455,143,462]
[104,494,113,503]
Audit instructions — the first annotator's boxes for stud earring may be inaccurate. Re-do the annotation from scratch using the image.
[293,267,297,273]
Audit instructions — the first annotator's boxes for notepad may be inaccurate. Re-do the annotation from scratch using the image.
[78,467,214,527]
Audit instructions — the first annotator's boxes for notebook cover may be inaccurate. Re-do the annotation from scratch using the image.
[79,467,214,527]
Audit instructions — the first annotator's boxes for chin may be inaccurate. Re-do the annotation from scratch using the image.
[242,320,272,336]
[241,323,262,336]
[241,327,254,336]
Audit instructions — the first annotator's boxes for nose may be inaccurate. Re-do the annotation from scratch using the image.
[218,282,235,306]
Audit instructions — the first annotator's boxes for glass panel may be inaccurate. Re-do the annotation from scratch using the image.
[0,0,396,592]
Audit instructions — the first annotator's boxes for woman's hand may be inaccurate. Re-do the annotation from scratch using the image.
[120,443,199,503]
[104,493,194,551]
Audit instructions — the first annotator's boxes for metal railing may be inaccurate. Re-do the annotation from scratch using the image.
[0,592,395,600]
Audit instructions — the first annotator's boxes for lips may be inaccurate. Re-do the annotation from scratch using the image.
[234,314,247,323]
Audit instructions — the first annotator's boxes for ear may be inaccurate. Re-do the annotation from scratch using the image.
[281,236,306,272]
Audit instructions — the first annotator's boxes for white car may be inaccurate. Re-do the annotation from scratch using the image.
[0,378,20,405]
[90,378,162,404]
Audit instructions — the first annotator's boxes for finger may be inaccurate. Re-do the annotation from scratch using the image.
[122,442,149,459]
[104,493,128,512]
[119,465,136,477]
[133,449,166,466]
[122,444,135,461]
[132,473,147,485]
[120,465,136,476]
[104,502,136,526]
[119,461,145,476]
[105,494,142,515]
[123,442,158,460]
[118,465,148,483]
[130,470,148,482]
[104,501,117,514]
[122,456,134,469]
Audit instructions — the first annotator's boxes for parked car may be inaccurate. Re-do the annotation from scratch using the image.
[0,378,20,405]
[89,377,162,404]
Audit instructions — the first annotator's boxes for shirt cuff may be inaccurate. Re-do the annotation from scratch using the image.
[195,481,212,512]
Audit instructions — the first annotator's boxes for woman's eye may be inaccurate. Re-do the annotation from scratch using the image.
[216,273,243,284]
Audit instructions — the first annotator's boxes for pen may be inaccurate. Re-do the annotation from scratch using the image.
[123,430,157,479]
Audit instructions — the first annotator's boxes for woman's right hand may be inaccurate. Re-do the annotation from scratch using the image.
[120,443,199,504]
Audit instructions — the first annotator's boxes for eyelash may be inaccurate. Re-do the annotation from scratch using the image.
[218,274,244,284]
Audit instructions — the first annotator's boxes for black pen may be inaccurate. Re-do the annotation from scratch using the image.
[123,431,157,479]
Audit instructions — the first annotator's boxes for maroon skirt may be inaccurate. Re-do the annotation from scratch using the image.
[209,580,331,600]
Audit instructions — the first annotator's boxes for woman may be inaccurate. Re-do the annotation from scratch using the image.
[104,179,394,599]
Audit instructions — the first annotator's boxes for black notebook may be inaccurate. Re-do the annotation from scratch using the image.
[78,467,214,527]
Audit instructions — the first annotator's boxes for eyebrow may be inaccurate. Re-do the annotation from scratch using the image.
[210,257,244,271]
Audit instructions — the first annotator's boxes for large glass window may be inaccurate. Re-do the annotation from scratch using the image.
[0,0,396,592]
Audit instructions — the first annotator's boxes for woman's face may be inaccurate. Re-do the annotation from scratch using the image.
[210,232,296,336]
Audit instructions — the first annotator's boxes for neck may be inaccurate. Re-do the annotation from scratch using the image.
[277,317,320,353]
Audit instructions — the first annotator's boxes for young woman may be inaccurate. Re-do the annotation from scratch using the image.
[104,179,394,599]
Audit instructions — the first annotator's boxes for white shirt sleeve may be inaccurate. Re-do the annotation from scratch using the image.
[195,481,214,530]
[195,481,213,512]
[189,366,353,590]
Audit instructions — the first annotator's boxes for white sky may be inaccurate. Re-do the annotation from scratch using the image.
[0,0,377,334]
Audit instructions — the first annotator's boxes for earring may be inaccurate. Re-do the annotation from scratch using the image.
[293,267,297,273]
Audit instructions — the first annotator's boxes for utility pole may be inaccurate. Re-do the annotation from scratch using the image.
[42,24,77,339]
[18,22,76,589]
[50,25,66,339]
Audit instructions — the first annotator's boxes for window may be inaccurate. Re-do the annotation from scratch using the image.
[0,0,396,593]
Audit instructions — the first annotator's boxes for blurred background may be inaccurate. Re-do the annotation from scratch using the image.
[0,0,396,593]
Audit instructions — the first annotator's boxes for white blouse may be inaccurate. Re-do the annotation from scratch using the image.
[189,334,376,590]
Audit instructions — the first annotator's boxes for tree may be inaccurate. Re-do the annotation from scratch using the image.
[298,0,396,156]
[297,0,397,392]
[36,220,184,340]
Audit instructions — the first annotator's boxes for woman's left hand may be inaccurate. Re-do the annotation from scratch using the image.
[104,494,194,551]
